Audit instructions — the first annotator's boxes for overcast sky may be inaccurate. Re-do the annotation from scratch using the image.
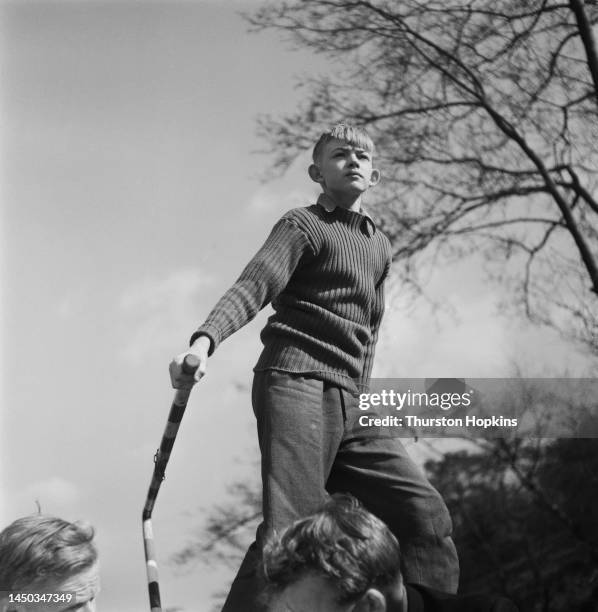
[1,2,595,611]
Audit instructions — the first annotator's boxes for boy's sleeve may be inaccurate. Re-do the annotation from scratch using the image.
[190,216,315,354]
[357,254,392,392]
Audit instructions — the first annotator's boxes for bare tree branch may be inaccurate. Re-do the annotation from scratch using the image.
[568,0,598,109]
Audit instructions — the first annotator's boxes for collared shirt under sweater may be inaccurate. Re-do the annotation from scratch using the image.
[190,194,393,392]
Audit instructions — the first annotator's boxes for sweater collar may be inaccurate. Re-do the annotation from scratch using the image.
[316,193,377,233]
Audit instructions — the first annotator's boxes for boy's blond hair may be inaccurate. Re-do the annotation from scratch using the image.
[0,514,97,589]
[312,123,375,164]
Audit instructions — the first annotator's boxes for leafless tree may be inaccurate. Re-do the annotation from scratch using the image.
[247,0,598,353]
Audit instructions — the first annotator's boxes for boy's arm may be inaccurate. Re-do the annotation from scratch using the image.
[170,216,314,388]
[357,257,391,392]
[192,217,314,351]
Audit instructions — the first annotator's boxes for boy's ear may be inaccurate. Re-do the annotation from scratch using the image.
[308,163,324,184]
[353,588,386,612]
[369,168,381,187]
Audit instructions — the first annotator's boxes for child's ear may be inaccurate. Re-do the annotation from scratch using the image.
[369,168,381,187]
[353,588,386,612]
[308,164,324,184]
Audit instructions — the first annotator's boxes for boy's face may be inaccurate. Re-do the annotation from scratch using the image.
[309,138,380,201]
[268,574,387,612]
[269,575,360,612]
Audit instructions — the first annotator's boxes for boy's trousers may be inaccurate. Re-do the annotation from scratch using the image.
[221,370,459,612]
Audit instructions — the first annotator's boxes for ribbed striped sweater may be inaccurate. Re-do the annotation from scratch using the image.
[191,197,392,392]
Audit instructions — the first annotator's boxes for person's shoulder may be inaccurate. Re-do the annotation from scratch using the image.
[280,204,321,224]
[277,205,324,235]
[271,206,321,252]
[406,583,518,612]
[373,223,392,258]
[378,226,392,248]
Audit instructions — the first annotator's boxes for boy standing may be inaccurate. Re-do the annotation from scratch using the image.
[170,124,459,611]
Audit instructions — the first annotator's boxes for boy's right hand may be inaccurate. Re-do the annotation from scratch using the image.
[169,335,211,389]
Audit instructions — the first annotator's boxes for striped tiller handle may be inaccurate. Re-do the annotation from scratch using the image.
[142,353,200,612]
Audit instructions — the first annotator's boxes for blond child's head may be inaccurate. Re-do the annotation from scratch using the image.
[309,123,380,208]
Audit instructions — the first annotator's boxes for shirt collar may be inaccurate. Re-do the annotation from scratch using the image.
[316,193,376,232]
